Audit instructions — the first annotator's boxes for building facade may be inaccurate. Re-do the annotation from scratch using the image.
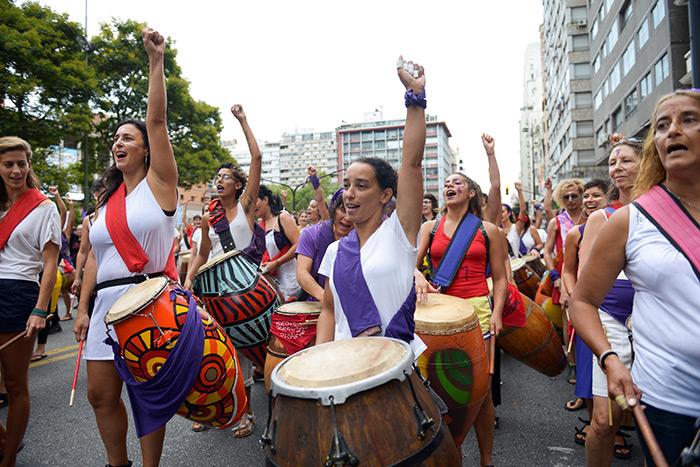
[590,0,690,164]
[223,138,282,186]
[520,41,547,200]
[336,115,453,197]
[279,131,337,188]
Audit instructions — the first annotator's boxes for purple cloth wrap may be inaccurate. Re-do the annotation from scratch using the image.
[330,188,344,207]
[404,89,427,109]
[600,278,635,326]
[105,287,204,438]
[549,270,561,282]
[309,174,320,190]
[243,222,265,266]
[385,284,416,343]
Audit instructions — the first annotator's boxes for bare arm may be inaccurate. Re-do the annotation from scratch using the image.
[184,214,211,289]
[308,166,330,222]
[63,198,75,239]
[543,218,558,271]
[395,57,426,246]
[297,255,324,302]
[181,201,191,231]
[485,222,507,337]
[70,216,93,294]
[482,134,501,225]
[578,210,607,271]
[26,240,59,339]
[415,220,438,301]
[561,228,581,296]
[233,105,262,229]
[48,186,66,228]
[142,28,178,212]
[73,249,97,342]
[316,280,335,344]
[543,177,555,222]
[514,182,527,235]
[528,225,544,256]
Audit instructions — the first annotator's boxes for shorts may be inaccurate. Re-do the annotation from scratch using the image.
[0,279,39,333]
[465,295,492,338]
[592,309,632,397]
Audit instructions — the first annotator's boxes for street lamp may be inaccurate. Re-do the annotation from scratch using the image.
[262,171,340,212]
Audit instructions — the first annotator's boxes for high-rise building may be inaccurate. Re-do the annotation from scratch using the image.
[223,138,282,185]
[520,41,547,200]
[336,114,453,197]
[279,131,337,187]
[542,0,600,183]
[590,0,689,164]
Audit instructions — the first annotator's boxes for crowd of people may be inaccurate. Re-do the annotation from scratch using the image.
[0,28,698,467]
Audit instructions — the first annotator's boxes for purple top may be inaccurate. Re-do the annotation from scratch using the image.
[296,220,335,300]
[600,278,635,325]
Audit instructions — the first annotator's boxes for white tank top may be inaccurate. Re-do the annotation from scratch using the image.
[208,200,253,260]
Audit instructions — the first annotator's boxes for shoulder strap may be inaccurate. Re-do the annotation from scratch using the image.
[432,213,482,290]
[425,219,440,275]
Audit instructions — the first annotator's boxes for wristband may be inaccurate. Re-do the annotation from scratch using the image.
[486,152,495,157]
[31,308,48,318]
[548,270,560,282]
[404,89,427,109]
[309,174,320,190]
[598,350,619,372]
[531,246,540,253]
[534,205,542,212]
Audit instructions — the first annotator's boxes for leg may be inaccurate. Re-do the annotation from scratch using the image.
[86,360,129,467]
[0,331,35,467]
[139,425,165,467]
[233,355,255,437]
[585,395,623,467]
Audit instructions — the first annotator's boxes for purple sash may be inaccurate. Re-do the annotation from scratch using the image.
[333,230,416,343]
[105,287,204,438]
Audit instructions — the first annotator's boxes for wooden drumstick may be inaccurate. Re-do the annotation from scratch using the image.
[69,340,85,407]
[567,329,575,354]
[632,402,668,467]
[489,337,496,376]
[0,331,28,353]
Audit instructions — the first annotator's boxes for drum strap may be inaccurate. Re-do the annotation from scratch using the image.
[93,270,166,293]
[431,213,481,291]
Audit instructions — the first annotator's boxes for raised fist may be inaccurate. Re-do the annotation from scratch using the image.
[396,55,425,95]
[481,133,495,155]
[307,166,317,177]
[48,186,59,196]
[231,104,246,122]
[514,182,522,192]
[544,177,552,190]
[141,27,165,57]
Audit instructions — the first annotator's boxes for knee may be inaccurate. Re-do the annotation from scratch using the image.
[590,412,617,437]
[87,384,122,410]
[3,377,28,398]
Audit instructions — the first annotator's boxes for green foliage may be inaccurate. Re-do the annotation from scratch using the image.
[265,171,341,213]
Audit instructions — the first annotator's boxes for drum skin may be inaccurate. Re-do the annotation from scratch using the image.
[194,251,281,368]
[498,292,567,377]
[511,259,541,300]
[110,283,247,429]
[414,296,489,450]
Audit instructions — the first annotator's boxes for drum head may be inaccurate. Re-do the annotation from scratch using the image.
[105,277,169,325]
[271,337,413,405]
[196,249,243,276]
[274,301,322,317]
[510,257,526,271]
[414,294,478,334]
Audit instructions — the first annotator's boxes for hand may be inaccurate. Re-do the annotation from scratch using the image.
[606,357,642,409]
[307,166,317,177]
[231,104,246,122]
[71,277,82,295]
[514,182,522,192]
[65,198,73,207]
[141,27,165,58]
[262,260,279,274]
[414,269,437,302]
[73,310,90,342]
[396,55,425,95]
[183,277,193,291]
[544,177,552,191]
[490,314,503,338]
[528,248,541,258]
[609,133,627,145]
[280,189,288,200]
[559,290,570,311]
[25,315,46,340]
[182,200,190,206]
[481,133,495,155]
[48,186,59,197]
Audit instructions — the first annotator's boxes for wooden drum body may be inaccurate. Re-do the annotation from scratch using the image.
[534,288,564,341]
[414,294,489,449]
[523,253,547,278]
[264,301,322,392]
[510,257,541,300]
[264,338,460,467]
[498,291,566,377]
[105,277,247,429]
[193,250,281,368]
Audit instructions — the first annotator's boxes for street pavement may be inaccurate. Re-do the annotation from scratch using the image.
[7,299,645,466]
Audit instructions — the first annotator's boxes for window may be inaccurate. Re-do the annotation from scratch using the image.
[591,18,599,39]
[640,72,653,98]
[638,19,650,48]
[612,107,623,130]
[622,43,635,75]
[577,121,594,137]
[610,63,621,92]
[602,76,609,99]
[599,4,606,22]
[574,63,591,79]
[593,54,601,74]
[620,1,633,28]
[652,1,665,28]
[594,90,603,109]
[625,90,639,117]
[596,127,606,146]
[601,39,608,59]
[571,6,587,21]
[606,19,619,54]
[654,53,670,84]
[572,34,589,51]
[575,92,593,108]
[605,0,614,15]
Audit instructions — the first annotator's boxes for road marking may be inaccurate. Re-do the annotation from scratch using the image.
[547,446,575,454]
[30,351,78,368]
[46,344,79,355]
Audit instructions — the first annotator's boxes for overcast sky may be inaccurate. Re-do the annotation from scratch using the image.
[35,0,544,195]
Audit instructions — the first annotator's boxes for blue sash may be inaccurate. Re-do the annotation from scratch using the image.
[432,213,482,290]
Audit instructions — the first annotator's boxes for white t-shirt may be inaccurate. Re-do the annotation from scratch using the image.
[505,225,520,258]
[319,212,426,358]
[0,203,61,282]
[625,204,700,417]
[191,227,201,246]
[208,201,252,260]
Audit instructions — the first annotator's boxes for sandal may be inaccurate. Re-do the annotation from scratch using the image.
[614,431,633,459]
[567,364,577,385]
[232,413,255,438]
[31,353,47,362]
[60,313,73,321]
[191,422,208,432]
[564,396,585,412]
[574,417,590,446]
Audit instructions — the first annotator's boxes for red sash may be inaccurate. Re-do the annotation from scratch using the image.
[105,182,178,281]
[0,189,49,251]
[634,185,700,281]
[260,218,290,274]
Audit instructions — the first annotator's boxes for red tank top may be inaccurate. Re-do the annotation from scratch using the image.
[429,217,490,299]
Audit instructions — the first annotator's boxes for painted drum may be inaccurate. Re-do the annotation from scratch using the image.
[105,277,247,429]
[510,257,541,300]
[193,249,281,368]
[414,294,489,450]
[265,338,460,466]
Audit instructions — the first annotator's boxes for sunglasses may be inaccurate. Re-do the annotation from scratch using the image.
[562,194,580,201]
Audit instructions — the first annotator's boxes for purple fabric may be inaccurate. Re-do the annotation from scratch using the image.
[309,174,320,189]
[404,89,427,109]
[333,230,383,336]
[105,287,204,438]
[385,284,417,343]
[297,220,335,300]
[272,228,289,252]
[242,222,265,266]
[600,278,635,325]
[330,188,344,206]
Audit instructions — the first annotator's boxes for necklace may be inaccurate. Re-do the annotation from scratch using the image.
[666,186,700,213]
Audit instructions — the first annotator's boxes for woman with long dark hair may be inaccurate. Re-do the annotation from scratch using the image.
[73,28,179,467]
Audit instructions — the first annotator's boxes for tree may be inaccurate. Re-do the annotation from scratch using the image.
[264,171,341,214]
[89,19,231,188]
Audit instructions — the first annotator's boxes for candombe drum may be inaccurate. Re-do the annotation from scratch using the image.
[534,288,564,341]
[414,294,489,450]
[264,338,460,466]
[510,257,540,300]
[193,250,281,368]
[523,253,547,278]
[264,301,321,392]
[497,292,567,377]
[105,277,247,429]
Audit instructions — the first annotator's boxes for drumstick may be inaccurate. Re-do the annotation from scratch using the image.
[567,329,575,354]
[0,331,28,353]
[489,337,496,376]
[632,403,668,467]
[69,340,84,406]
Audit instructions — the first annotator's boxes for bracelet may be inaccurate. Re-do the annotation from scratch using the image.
[534,205,542,212]
[517,214,529,222]
[309,174,320,189]
[486,152,495,157]
[31,308,48,318]
[548,270,561,282]
[598,350,619,372]
[404,89,427,109]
